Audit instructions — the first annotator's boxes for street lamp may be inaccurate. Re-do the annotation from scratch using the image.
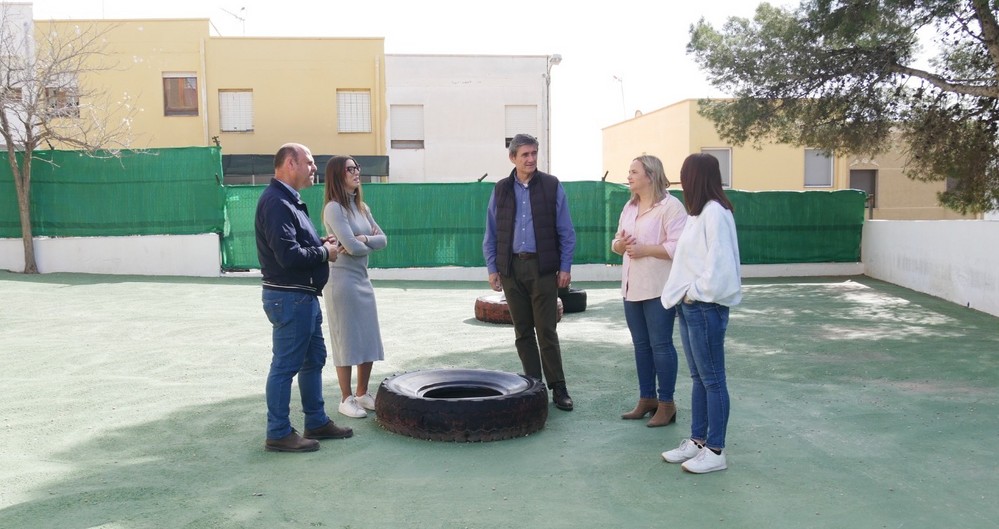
[544,53,562,173]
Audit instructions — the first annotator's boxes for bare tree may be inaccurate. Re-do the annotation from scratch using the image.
[2,5,135,273]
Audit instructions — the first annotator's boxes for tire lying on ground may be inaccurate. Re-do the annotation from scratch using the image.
[375,368,549,442]
[558,286,587,313]
[474,293,563,324]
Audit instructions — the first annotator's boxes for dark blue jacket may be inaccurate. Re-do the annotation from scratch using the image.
[254,179,329,295]
[494,170,561,276]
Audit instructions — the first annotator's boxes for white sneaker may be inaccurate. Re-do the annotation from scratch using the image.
[662,439,701,463]
[338,396,367,418]
[355,393,376,411]
[681,447,728,474]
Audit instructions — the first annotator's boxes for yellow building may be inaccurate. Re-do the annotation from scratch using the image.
[602,99,975,220]
[39,18,386,173]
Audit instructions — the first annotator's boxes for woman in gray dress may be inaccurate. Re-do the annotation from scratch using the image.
[322,156,387,419]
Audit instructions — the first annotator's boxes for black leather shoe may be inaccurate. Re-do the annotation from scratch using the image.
[265,430,320,452]
[552,382,574,411]
[304,420,353,440]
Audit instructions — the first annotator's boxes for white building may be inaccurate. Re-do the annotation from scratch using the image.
[385,54,560,183]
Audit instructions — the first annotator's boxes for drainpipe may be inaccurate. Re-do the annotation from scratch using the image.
[200,37,209,146]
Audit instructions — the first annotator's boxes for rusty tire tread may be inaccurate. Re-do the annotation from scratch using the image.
[474,294,565,324]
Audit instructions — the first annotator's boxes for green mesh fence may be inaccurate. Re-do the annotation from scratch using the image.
[221,183,865,270]
[729,190,866,264]
[0,147,224,238]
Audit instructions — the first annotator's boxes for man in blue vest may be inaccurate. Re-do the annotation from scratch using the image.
[256,142,353,451]
[483,134,577,411]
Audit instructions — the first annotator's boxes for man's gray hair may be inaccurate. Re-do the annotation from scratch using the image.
[508,133,539,157]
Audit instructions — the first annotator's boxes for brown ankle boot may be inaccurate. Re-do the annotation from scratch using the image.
[621,398,658,419]
[646,400,676,427]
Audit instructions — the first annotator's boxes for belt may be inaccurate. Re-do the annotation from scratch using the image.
[514,252,537,260]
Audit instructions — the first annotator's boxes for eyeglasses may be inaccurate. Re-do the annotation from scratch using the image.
[346,166,361,173]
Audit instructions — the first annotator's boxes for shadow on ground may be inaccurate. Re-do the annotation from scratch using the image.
[1,274,997,528]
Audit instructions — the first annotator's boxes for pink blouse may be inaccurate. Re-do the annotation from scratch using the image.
[613,194,687,301]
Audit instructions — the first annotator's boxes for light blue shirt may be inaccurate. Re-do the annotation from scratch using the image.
[275,179,300,201]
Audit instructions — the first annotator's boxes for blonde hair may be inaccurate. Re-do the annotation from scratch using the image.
[630,155,671,204]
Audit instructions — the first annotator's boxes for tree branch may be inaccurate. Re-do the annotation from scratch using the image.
[888,63,999,98]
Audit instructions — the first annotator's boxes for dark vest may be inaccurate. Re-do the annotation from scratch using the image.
[494,169,561,276]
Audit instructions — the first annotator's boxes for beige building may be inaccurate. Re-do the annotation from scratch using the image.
[33,17,556,185]
[39,17,386,176]
[602,99,975,220]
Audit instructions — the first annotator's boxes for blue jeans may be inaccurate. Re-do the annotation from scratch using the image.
[262,290,330,440]
[623,298,678,402]
[677,300,730,450]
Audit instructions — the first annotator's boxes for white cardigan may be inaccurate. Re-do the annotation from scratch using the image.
[661,200,742,308]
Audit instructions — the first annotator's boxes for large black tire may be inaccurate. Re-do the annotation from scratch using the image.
[375,369,549,442]
[558,287,587,313]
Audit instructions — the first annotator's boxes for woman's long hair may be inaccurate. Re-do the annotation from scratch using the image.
[630,155,671,205]
[679,153,734,215]
[323,155,365,216]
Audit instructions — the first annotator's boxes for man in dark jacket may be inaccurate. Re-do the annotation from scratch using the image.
[255,143,352,452]
[483,134,577,411]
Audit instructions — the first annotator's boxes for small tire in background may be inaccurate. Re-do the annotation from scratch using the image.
[558,286,587,313]
[474,294,563,324]
[375,368,549,442]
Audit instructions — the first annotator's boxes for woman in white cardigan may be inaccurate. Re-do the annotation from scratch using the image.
[660,153,742,474]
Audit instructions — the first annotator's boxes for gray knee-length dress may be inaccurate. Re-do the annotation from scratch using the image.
[322,198,387,367]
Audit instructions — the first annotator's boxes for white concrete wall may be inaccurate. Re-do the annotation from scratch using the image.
[367,263,863,282]
[0,234,221,277]
[863,220,999,317]
[385,54,550,183]
[4,221,998,319]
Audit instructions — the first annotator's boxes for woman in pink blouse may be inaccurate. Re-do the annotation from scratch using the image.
[611,155,687,427]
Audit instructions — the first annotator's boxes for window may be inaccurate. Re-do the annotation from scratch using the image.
[849,169,877,208]
[337,90,371,133]
[390,104,424,149]
[701,148,732,188]
[163,73,198,116]
[504,105,537,147]
[2,87,23,105]
[46,87,79,117]
[804,149,833,187]
[946,176,959,193]
[219,90,253,132]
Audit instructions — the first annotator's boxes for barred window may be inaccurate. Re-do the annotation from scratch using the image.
[337,90,371,133]
[219,90,253,132]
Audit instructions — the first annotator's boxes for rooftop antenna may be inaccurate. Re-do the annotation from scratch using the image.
[220,7,246,35]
